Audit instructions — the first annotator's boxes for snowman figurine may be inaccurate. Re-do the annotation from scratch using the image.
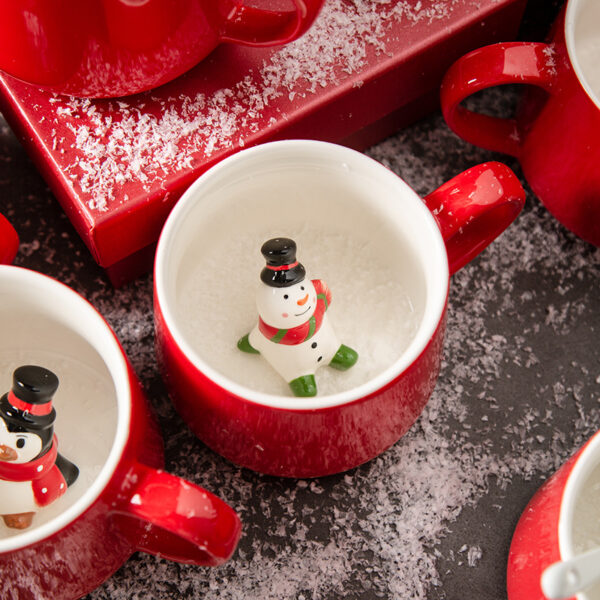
[0,365,79,529]
[238,238,358,397]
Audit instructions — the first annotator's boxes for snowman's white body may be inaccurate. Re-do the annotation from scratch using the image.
[0,480,38,515]
[249,278,341,383]
[249,315,340,383]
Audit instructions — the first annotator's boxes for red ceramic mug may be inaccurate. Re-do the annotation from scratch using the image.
[507,429,600,600]
[154,140,525,478]
[0,214,19,265]
[0,0,325,98]
[0,218,241,599]
[441,0,600,247]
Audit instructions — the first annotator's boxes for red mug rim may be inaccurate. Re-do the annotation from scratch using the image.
[154,140,450,411]
[0,266,131,553]
[565,0,600,109]
[559,428,600,572]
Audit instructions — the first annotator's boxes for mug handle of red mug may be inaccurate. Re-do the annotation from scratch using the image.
[111,461,242,565]
[440,42,557,157]
[219,0,323,46]
[0,213,19,265]
[423,161,525,274]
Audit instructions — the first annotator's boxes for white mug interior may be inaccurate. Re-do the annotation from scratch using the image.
[0,266,130,553]
[566,0,600,108]
[559,430,600,600]
[155,140,449,410]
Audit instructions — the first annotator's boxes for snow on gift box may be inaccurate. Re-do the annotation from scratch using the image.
[0,235,241,599]
[153,140,526,478]
[0,0,527,285]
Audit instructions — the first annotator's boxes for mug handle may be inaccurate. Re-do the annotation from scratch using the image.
[219,0,323,46]
[423,161,525,275]
[440,42,557,157]
[112,461,242,566]
[0,214,19,265]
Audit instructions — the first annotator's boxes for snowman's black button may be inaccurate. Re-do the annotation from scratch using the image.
[311,342,317,348]
[317,356,323,362]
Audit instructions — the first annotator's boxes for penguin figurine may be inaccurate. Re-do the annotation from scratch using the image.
[238,238,358,397]
[0,365,79,529]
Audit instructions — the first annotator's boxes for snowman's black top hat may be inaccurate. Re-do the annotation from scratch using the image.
[0,365,58,434]
[260,238,306,288]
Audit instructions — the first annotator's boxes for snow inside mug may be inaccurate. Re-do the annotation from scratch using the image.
[441,0,600,247]
[0,0,325,98]
[508,428,600,600]
[154,140,526,478]
[0,234,241,599]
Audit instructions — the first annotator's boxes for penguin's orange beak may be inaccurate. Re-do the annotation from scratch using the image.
[297,294,309,306]
[0,445,17,461]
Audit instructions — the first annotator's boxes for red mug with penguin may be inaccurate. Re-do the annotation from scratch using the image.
[0,217,241,599]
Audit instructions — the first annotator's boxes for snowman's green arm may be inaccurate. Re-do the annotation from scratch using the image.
[237,333,260,354]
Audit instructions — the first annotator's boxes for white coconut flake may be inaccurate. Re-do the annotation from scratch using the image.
[467,545,483,567]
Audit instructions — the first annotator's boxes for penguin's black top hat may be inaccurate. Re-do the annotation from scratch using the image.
[0,365,58,433]
[260,238,306,288]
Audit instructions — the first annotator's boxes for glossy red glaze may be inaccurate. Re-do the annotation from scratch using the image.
[156,298,447,478]
[154,160,524,478]
[0,268,241,599]
[0,0,324,98]
[0,214,19,265]
[441,7,600,247]
[506,438,595,600]
[0,0,526,284]
[423,161,525,275]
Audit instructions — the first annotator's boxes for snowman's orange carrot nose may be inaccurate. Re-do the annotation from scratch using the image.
[297,294,309,306]
[0,445,17,461]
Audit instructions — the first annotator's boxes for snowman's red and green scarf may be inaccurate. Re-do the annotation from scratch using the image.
[259,279,332,345]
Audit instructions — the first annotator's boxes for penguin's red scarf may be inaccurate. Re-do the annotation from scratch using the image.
[259,279,332,345]
[0,435,67,507]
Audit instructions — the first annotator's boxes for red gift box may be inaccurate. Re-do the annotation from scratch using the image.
[0,0,526,286]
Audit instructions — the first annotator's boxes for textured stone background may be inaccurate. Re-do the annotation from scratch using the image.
[2,1,599,599]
